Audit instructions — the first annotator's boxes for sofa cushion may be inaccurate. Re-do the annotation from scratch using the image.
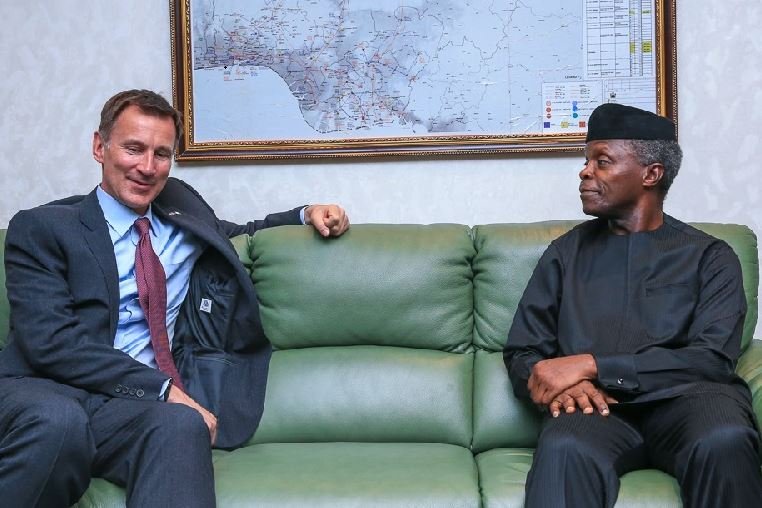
[472,222,577,352]
[214,442,480,507]
[251,346,473,446]
[472,351,540,452]
[475,448,532,508]
[476,448,682,508]
[249,224,475,351]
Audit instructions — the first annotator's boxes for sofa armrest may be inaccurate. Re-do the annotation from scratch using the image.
[737,339,762,426]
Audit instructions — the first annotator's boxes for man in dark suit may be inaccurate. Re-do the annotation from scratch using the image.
[0,89,349,507]
[504,103,762,507]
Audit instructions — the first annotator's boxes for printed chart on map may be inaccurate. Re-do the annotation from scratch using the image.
[171,0,675,159]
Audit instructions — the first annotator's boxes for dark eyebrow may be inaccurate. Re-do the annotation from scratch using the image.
[120,138,147,147]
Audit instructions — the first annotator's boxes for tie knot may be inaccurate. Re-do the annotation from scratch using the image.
[134,217,151,237]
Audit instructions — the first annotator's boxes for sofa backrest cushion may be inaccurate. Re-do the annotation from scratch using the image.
[471,222,578,352]
[250,345,473,446]
[249,224,475,351]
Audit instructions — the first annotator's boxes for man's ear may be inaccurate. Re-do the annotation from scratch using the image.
[93,131,105,163]
[642,163,664,189]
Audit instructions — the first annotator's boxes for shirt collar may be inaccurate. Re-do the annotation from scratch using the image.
[96,185,157,242]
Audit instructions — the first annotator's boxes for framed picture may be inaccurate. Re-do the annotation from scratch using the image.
[171,0,677,161]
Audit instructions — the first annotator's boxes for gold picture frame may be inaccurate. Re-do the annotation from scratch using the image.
[171,0,677,161]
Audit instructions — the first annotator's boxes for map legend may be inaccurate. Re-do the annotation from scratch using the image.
[541,81,602,134]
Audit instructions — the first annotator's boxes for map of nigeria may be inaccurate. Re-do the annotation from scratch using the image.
[191,0,657,142]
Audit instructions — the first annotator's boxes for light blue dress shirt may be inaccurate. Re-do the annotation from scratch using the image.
[96,186,205,369]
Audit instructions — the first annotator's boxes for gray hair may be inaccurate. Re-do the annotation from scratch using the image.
[627,139,683,196]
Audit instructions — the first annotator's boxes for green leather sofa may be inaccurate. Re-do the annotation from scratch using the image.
[1,222,760,507]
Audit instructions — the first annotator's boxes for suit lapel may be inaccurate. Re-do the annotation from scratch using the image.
[78,190,120,337]
[153,202,237,258]
[153,192,254,299]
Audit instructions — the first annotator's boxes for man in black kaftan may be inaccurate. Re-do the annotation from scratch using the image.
[504,103,762,508]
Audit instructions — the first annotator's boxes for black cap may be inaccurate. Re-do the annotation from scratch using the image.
[586,103,676,142]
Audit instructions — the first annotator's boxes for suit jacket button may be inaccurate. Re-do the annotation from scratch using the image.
[617,378,624,385]
[136,389,145,398]
[129,388,136,396]
[115,384,122,393]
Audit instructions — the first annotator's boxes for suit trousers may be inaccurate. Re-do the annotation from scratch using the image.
[525,392,762,508]
[0,377,215,508]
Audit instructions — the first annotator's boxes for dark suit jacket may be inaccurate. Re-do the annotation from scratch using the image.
[1,177,302,448]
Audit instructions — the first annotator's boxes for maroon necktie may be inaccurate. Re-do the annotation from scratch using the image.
[133,217,184,391]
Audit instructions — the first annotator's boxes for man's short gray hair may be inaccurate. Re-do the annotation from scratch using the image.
[99,89,182,146]
[628,139,683,196]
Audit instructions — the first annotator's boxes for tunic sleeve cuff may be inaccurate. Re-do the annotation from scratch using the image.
[594,353,639,392]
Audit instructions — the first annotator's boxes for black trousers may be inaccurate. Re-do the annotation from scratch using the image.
[525,391,762,508]
[0,377,215,508]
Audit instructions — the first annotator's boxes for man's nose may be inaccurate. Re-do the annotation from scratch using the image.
[137,152,156,175]
[579,161,592,179]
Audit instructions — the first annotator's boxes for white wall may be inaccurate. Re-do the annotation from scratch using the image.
[2,1,761,333]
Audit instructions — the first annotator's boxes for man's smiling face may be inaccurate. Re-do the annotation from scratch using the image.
[93,104,176,215]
